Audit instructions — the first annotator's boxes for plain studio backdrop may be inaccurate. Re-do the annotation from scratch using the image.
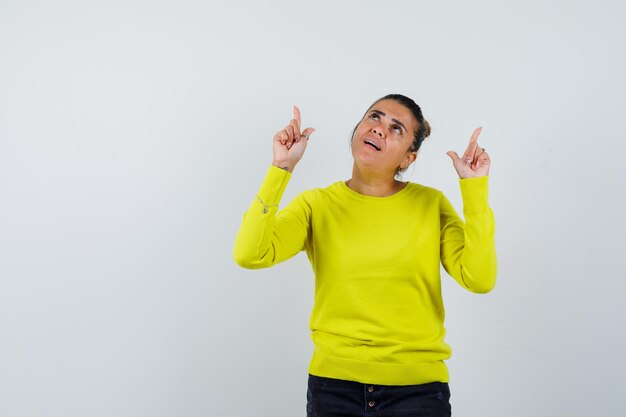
[1,1,625,416]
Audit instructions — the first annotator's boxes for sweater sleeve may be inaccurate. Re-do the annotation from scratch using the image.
[439,176,497,293]
[233,166,313,269]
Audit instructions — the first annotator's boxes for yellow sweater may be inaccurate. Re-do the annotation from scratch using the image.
[234,166,497,385]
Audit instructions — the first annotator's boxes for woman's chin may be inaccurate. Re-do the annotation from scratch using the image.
[352,148,381,163]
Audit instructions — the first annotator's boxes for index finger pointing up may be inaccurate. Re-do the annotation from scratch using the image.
[462,127,482,162]
[293,105,301,131]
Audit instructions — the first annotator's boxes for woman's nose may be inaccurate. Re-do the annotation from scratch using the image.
[372,127,384,137]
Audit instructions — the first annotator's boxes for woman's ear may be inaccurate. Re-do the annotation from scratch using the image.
[401,151,418,169]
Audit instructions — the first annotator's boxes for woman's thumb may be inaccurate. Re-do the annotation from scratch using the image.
[302,127,315,138]
[446,151,461,163]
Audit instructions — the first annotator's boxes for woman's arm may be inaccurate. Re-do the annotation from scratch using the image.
[233,166,313,269]
[233,106,316,269]
[440,177,497,293]
[440,127,497,293]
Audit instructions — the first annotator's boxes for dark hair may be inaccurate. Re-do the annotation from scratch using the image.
[352,93,431,152]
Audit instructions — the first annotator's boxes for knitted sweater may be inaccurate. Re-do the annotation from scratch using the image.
[233,166,497,385]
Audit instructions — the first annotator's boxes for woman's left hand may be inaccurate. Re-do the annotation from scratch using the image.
[446,127,491,178]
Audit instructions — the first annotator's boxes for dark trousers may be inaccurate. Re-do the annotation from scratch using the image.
[307,374,452,417]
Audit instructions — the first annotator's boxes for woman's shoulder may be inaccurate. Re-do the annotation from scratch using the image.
[287,182,335,205]
[290,181,345,205]
[404,181,444,199]
[298,181,343,199]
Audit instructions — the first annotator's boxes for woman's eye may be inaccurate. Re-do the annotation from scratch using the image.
[392,125,402,133]
[370,113,379,120]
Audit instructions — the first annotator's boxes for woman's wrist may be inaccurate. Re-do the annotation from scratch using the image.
[272,160,296,173]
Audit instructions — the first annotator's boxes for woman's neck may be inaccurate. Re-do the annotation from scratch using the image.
[346,167,406,197]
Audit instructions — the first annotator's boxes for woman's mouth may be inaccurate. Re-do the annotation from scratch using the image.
[364,139,381,151]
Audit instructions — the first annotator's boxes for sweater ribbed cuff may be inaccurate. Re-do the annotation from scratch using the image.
[459,176,490,214]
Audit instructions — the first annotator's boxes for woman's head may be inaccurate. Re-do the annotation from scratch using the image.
[350,94,432,177]
[374,94,431,153]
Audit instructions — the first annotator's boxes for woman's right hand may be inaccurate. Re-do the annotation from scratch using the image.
[272,106,315,173]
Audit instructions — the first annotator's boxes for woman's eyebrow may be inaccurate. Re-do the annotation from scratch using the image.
[370,109,407,133]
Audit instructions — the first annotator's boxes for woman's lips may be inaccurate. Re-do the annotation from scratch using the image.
[364,139,381,151]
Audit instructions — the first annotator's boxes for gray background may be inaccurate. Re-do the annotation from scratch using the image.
[1,0,625,416]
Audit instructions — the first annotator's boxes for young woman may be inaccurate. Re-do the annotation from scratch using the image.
[233,94,497,417]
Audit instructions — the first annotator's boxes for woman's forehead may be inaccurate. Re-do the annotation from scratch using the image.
[367,99,414,126]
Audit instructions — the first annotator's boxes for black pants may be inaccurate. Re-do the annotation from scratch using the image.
[307,374,452,417]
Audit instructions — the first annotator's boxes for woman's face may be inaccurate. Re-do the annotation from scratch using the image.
[351,99,418,176]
